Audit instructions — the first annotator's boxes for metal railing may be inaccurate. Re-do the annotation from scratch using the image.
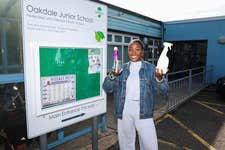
[154,66,213,117]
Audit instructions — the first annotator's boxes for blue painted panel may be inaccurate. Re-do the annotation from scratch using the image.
[164,18,225,83]
[0,73,24,84]
[108,8,162,38]
[108,8,161,28]
[108,17,161,37]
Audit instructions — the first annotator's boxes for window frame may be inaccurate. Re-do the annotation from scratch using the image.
[107,32,139,71]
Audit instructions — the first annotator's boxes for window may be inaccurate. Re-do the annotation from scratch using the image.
[107,33,161,71]
[6,22,22,66]
[123,46,129,63]
[169,40,207,71]
[107,34,112,42]
[107,32,139,71]
[114,35,122,42]
[149,39,153,45]
[154,40,159,47]
[144,38,161,65]
[124,36,131,43]
[0,35,2,66]
[107,45,122,69]
[0,0,23,74]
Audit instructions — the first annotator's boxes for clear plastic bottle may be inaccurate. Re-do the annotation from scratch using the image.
[156,42,173,74]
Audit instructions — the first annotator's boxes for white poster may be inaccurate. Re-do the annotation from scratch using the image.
[40,74,76,108]
[22,0,107,138]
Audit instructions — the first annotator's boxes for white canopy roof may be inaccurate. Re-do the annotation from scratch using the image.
[100,0,225,22]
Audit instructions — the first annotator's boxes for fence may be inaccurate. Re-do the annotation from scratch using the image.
[154,65,213,117]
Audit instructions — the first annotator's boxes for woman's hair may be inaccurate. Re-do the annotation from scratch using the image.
[128,39,144,50]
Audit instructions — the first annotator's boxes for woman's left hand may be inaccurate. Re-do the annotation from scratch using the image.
[155,67,166,81]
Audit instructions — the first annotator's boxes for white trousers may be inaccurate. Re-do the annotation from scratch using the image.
[118,100,158,150]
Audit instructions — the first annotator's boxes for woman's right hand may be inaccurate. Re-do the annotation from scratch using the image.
[113,69,123,76]
[107,69,123,79]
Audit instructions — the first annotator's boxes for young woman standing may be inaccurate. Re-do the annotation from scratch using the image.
[103,39,169,150]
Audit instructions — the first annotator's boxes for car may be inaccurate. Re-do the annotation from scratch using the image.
[216,76,225,98]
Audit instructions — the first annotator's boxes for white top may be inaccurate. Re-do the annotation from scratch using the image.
[126,61,141,101]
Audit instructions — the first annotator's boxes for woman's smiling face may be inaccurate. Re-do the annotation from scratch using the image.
[128,41,144,62]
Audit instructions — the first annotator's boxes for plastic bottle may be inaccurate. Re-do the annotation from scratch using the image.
[113,47,118,61]
[113,47,120,72]
[156,42,173,74]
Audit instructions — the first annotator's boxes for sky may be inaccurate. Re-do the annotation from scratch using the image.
[100,0,225,22]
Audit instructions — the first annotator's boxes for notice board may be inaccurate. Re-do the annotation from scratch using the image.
[22,0,107,138]
[40,47,101,109]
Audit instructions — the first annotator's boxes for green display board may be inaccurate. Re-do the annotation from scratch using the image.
[39,47,101,105]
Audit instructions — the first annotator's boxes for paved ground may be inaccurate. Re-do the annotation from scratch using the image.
[1,85,225,150]
[107,85,225,150]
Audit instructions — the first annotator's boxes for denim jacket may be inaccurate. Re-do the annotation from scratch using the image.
[103,60,169,119]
